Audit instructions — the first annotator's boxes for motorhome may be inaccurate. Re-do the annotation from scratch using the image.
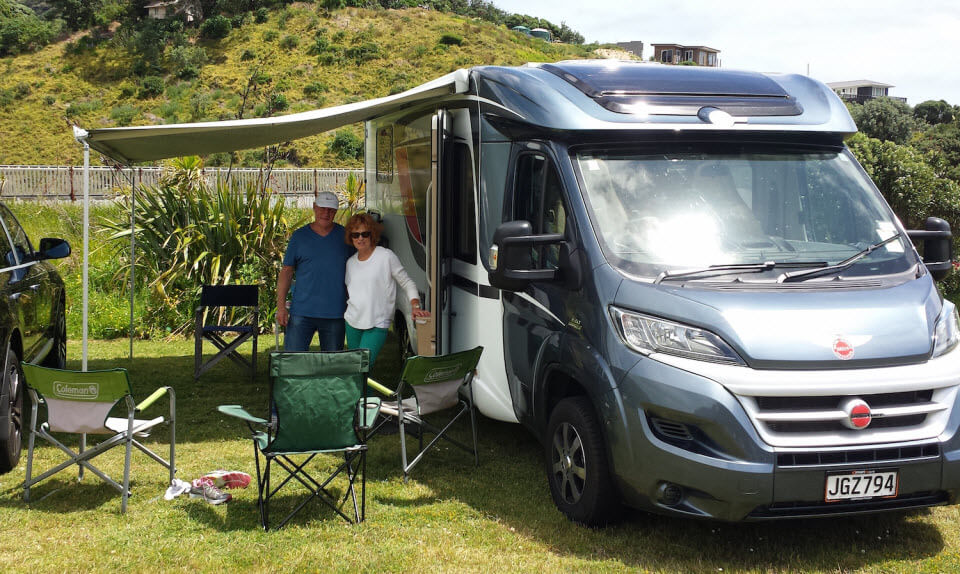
[79,60,959,525]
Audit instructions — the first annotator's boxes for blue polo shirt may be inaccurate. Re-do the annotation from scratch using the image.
[283,223,353,319]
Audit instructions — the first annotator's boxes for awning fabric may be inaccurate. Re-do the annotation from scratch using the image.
[74,69,470,164]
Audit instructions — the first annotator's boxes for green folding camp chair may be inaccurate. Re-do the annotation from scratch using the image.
[368,346,483,481]
[21,363,176,514]
[218,349,379,530]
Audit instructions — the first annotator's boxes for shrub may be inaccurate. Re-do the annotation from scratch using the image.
[255,7,269,23]
[65,100,103,118]
[200,15,232,40]
[279,34,300,50]
[110,104,140,126]
[303,81,328,97]
[328,129,363,161]
[263,29,279,42]
[439,33,463,46]
[102,158,306,333]
[118,82,136,98]
[268,92,289,113]
[345,41,381,64]
[138,76,165,99]
[168,45,208,80]
[240,48,256,61]
[43,95,56,105]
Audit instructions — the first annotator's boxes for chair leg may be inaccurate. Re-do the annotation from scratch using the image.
[78,433,86,481]
[23,404,38,502]
[121,432,132,514]
[469,400,479,466]
[194,323,202,380]
[399,417,409,483]
[251,333,258,382]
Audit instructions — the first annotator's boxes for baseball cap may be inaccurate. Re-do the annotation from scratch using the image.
[314,192,339,209]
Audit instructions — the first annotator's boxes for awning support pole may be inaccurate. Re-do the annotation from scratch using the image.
[82,141,89,371]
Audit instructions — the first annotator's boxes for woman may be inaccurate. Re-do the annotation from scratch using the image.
[343,213,429,366]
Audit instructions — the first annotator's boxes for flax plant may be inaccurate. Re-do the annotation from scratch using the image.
[103,157,308,333]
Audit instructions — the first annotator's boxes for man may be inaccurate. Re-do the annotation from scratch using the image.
[276,191,353,351]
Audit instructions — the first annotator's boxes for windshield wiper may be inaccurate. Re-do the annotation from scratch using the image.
[778,233,902,283]
[655,261,778,284]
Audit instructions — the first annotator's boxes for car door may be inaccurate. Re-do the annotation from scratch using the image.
[501,148,572,418]
[0,205,46,362]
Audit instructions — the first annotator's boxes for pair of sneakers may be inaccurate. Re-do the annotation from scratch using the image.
[189,477,231,505]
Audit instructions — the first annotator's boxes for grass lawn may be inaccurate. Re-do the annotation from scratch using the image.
[2,336,960,573]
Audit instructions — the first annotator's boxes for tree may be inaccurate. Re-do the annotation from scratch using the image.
[847,97,918,144]
[50,0,102,30]
[914,99,955,125]
[913,122,960,183]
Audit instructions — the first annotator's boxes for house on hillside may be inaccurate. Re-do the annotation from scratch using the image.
[145,0,202,22]
[615,41,644,59]
[652,44,720,67]
[827,80,907,104]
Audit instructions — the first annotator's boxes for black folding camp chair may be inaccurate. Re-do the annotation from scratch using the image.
[218,350,380,530]
[195,284,259,381]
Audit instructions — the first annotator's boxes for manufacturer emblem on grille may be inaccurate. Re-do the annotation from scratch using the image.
[840,398,872,430]
[832,337,855,360]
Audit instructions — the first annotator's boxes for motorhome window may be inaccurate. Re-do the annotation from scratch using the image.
[445,141,477,263]
[479,141,511,270]
[513,153,567,270]
[574,145,916,282]
[376,125,393,183]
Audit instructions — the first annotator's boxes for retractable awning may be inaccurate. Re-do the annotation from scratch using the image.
[71,68,469,369]
[75,69,470,163]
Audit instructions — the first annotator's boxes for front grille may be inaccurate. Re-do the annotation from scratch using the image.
[747,491,949,519]
[737,385,957,448]
[776,444,940,467]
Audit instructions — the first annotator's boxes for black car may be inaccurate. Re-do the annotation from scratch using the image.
[0,202,69,473]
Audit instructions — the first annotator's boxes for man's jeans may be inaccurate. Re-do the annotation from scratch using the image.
[284,315,345,352]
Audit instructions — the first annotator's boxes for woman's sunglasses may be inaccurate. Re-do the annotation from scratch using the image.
[350,231,372,239]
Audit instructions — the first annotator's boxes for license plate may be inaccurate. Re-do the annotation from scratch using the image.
[825,470,898,502]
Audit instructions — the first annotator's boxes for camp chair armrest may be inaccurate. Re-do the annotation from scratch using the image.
[357,397,381,430]
[136,386,173,412]
[366,378,395,397]
[218,404,268,425]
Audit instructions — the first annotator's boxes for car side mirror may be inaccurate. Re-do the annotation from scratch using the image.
[38,237,71,260]
[907,217,953,281]
[487,220,564,292]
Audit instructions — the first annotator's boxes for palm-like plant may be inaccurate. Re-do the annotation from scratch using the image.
[103,156,308,333]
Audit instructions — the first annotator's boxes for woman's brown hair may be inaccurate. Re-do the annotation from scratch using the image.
[344,212,383,246]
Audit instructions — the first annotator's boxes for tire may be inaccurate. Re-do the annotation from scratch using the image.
[0,347,24,474]
[545,397,620,526]
[41,298,66,369]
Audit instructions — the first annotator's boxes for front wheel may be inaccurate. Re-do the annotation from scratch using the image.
[0,347,24,474]
[545,397,620,526]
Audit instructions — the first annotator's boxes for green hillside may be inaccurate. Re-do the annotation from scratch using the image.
[0,4,594,167]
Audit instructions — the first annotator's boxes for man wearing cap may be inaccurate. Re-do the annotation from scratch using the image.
[276,191,354,351]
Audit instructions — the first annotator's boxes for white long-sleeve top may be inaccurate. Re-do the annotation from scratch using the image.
[344,246,419,330]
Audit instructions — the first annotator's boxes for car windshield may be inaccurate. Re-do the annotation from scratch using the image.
[575,144,917,281]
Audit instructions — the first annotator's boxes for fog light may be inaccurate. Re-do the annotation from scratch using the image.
[657,482,684,507]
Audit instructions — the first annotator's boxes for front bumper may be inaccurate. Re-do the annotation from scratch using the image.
[601,350,960,520]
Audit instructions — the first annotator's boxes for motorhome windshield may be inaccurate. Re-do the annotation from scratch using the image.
[575,144,917,282]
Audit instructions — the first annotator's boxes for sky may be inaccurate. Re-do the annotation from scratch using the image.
[490,0,960,106]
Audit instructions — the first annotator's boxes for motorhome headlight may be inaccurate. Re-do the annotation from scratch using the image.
[932,300,960,358]
[610,306,744,365]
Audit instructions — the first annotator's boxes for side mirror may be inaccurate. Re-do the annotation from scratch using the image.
[38,237,71,260]
[487,220,563,291]
[907,217,953,281]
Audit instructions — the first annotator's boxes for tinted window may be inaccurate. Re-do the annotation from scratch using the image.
[445,141,477,263]
[513,153,567,269]
[0,204,31,266]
